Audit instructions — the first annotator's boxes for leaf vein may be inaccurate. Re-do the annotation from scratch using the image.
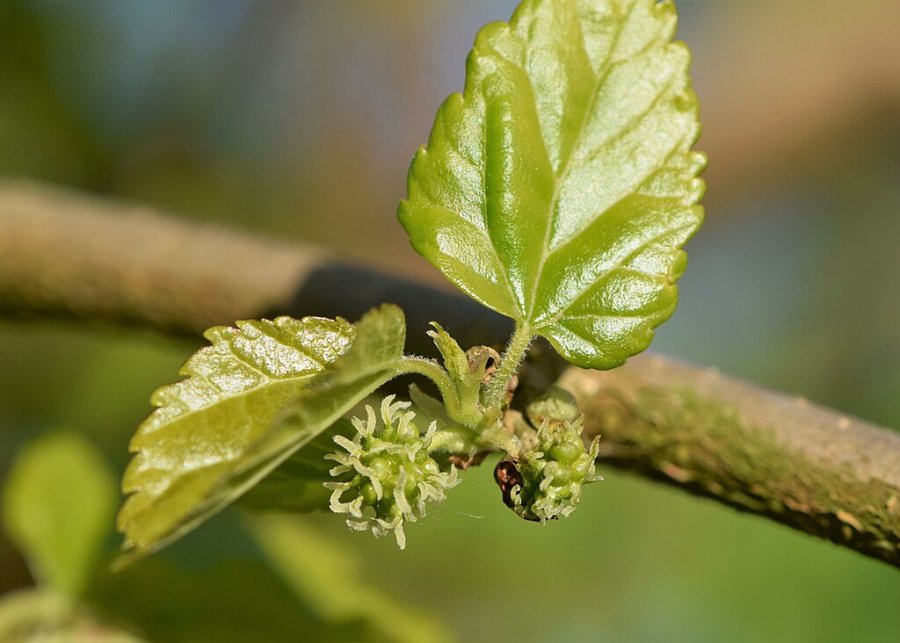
[258,323,328,371]
[525,0,634,318]
[542,220,695,326]
[545,134,692,260]
[577,66,682,168]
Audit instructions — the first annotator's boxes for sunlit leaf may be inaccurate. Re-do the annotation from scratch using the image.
[118,315,355,557]
[2,432,116,597]
[118,306,409,559]
[399,0,704,368]
[271,305,408,455]
[175,305,408,537]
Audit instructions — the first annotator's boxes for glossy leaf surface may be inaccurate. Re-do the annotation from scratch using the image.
[118,315,355,556]
[273,305,408,448]
[118,306,409,558]
[399,0,704,368]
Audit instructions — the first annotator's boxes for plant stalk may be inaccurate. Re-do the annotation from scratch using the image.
[400,356,463,413]
[484,322,534,409]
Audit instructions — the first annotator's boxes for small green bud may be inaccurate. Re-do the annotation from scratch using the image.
[325,395,459,549]
[495,414,601,523]
[526,387,581,428]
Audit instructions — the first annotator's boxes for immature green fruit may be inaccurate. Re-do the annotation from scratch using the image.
[497,415,601,523]
[325,396,459,549]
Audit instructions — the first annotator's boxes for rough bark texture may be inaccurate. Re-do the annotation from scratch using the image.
[2,179,899,568]
[559,359,900,568]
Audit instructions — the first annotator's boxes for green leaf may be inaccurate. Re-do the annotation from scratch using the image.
[399,0,704,369]
[118,315,355,558]
[2,431,116,597]
[427,322,489,417]
[118,306,409,560]
[427,322,470,387]
[331,303,406,383]
[272,305,408,453]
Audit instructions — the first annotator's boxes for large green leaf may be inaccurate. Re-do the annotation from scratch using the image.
[3,431,116,598]
[118,306,409,559]
[399,0,704,369]
[118,315,355,557]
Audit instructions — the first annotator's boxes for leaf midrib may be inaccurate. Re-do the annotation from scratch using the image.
[523,1,632,322]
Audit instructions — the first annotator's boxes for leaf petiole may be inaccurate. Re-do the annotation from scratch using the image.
[484,322,533,409]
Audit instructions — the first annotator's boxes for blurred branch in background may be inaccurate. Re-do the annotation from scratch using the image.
[0,179,326,335]
[2,179,897,569]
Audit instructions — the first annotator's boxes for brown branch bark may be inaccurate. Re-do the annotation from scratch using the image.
[560,359,900,568]
[0,179,328,335]
[1,179,898,568]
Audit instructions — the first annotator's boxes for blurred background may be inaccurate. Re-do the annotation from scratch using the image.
[1,0,899,641]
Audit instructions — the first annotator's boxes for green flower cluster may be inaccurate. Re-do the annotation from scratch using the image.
[501,413,601,523]
[324,396,458,549]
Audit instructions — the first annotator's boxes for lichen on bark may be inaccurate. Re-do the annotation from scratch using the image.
[561,358,900,568]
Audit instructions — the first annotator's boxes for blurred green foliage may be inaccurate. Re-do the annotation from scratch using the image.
[1,1,899,641]
[3,431,116,597]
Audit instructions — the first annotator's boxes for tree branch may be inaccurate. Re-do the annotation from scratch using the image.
[2,179,898,568]
[560,358,900,568]
[0,179,327,335]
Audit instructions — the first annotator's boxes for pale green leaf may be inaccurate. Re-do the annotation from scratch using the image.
[177,305,408,532]
[118,315,355,557]
[237,421,352,514]
[3,431,116,597]
[427,322,469,384]
[272,305,408,449]
[2,432,116,597]
[118,306,410,559]
[331,302,406,383]
[427,322,488,412]
[399,0,704,368]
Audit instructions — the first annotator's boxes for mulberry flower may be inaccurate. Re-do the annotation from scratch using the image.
[325,395,459,548]
[497,414,601,523]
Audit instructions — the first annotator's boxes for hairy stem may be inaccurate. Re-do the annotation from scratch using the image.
[400,357,457,406]
[484,322,534,409]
